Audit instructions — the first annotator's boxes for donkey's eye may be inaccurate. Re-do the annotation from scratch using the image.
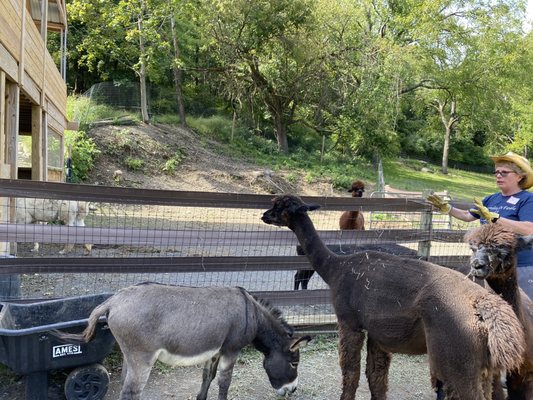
[290,362,298,369]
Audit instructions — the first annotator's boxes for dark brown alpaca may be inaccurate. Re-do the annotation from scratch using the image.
[339,180,365,230]
[465,224,533,400]
[294,180,366,290]
[262,194,525,400]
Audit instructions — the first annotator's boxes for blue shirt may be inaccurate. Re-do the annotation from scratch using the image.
[475,191,533,267]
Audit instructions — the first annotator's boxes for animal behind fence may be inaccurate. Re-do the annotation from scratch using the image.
[466,224,533,399]
[262,194,526,400]
[338,180,365,231]
[295,180,367,290]
[53,282,310,400]
[15,198,93,255]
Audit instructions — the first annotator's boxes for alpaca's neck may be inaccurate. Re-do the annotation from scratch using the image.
[486,267,524,320]
[289,213,333,283]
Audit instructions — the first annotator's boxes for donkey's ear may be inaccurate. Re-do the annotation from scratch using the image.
[517,235,533,251]
[289,335,312,352]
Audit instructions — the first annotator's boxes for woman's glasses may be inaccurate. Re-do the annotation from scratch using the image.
[493,170,516,177]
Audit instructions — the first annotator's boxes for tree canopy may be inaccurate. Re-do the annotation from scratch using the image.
[64,0,533,168]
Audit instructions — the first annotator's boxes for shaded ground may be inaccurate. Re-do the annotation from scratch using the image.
[0,336,437,400]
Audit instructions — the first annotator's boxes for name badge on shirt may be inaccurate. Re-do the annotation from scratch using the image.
[507,196,519,205]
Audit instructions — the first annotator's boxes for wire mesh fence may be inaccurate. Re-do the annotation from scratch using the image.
[0,179,473,330]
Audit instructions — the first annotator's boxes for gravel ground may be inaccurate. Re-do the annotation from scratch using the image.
[0,336,437,400]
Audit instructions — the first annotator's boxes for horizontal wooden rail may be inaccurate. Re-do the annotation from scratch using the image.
[0,224,440,246]
[0,179,462,211]
[0,254,471,274]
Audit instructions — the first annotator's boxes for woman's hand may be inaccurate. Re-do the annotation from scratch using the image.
[470,198,499,223]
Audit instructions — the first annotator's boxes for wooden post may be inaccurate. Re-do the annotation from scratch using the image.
[0,163,20,300]
[417,207,433,260]
[5,82,19,178]
[18,0,26,87]
[0,71,5,164]
[42,112,48,181]
[32,105,43,180]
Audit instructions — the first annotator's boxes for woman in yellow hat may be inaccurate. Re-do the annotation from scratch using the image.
[427,151,533,297]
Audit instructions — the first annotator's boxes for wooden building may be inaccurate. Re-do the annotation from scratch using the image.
[1,0,71,183]
[1,0,71,272]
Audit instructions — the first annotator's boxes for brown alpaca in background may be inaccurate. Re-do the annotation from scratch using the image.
[339,180,365,230]
[294,180,366,290]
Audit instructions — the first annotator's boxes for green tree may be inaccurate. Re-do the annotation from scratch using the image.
[395,0,528,172]
[201,0,325,153]
[67,0,172,122]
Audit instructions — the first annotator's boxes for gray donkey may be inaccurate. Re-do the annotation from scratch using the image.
[55,282,310,400]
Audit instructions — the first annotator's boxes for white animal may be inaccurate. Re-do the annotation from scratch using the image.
[15,198,93,255]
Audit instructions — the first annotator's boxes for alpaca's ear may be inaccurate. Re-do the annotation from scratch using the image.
[307,203,321,212]
[517,235,533,251]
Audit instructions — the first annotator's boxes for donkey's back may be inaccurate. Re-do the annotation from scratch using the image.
[106,283,255,359]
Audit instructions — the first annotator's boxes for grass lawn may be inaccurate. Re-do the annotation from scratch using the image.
[383,159,495,201]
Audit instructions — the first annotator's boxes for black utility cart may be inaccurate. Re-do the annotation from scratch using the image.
[0,294,115,400]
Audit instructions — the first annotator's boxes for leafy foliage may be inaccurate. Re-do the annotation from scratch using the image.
[64,0,532,167]
[64,131,101,183]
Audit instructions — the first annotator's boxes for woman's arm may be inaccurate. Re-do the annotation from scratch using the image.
[497,219,533,235]
[449,206,477,222]
[426,194,478,222]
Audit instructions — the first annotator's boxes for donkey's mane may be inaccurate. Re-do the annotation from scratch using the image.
[239,287,292,333]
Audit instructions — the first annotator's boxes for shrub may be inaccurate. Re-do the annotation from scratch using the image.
[125,157,144,171]
[161,150,184,175]
[64,131,101,183]
[67,96,138,131]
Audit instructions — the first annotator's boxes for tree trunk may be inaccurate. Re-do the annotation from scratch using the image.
[169,5,186,127]
[442,125,450,174]
[273,112,289,153]
[435,98,458,175]
[137,9,150,124]
[247,60,290,153]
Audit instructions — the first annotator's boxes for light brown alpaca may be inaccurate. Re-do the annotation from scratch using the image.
[465,224,533,400]
[262,195,525,400]
[339,180,365,230]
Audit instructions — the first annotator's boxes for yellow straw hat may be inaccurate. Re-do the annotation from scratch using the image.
[490,151,533,190]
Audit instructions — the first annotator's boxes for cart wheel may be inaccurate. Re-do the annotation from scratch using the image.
[64,363,110,400]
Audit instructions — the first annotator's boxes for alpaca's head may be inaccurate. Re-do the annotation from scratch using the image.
[348,180,365,198]
[261,195,320,227]
[464,224,519,279]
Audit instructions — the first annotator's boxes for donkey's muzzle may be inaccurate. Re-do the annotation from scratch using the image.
[276,377,298,396]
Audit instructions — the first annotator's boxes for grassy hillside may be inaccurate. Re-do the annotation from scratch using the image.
[381,159,495,201]
[67,100,497,201]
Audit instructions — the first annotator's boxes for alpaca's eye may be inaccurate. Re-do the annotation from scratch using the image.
[290,362,298,369]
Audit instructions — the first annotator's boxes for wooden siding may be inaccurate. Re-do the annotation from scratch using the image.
[0,0,67,182]
[0,0,67,125]
[0,1,22,62]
